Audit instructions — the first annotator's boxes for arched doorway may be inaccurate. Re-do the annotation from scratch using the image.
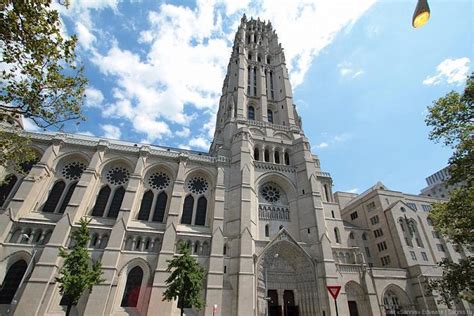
[345,281,371,316]
[0,260,27,304]
[257,233,317,316]
[382,285,414,316]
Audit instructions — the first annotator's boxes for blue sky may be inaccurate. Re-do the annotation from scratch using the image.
[26,0,472,195]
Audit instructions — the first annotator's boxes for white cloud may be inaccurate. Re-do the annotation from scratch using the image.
[85,86,104,107]
[178,144,191,150]
[101,124,121,139]
[338,62,364,79]
[316,142,329,149]
[423,57,471,86]
[347,188,359,194]
[77,131,95,136]
[62,0,375,143]
[75,21,96,49]
[188,136,210,151]
[314,133,352,150]
[176,127,191,138]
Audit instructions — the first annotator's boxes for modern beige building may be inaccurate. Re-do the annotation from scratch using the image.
[0,15,472,316]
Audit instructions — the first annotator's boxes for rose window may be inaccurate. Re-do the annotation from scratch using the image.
[106,167,130,185]
[261,184,281,203]
[62,162,87,180]
[187,177,209,194]
[148,172,170,190]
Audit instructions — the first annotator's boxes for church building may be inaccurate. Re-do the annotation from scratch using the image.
[0,15,472,316]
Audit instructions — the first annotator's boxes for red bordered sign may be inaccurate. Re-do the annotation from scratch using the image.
[327,286,341,300]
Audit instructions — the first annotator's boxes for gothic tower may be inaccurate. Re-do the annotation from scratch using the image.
[213,15,339,316]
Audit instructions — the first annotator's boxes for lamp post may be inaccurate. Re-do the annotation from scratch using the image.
[8,234,38,316]
[412,0,430,28]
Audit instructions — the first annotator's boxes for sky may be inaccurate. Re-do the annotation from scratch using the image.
[25,0,472,195]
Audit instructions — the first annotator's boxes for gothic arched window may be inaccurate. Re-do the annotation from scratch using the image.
[274,151,280,164]
[284,152,290,165]
[0,260,27,304]
[92,185,111,217]
[264,149,270,162]
[265,224,269,237]
[107,186,125,218]
[248,106,255,120]
[152,191,167,222]
[195,196,207,226]
[138,190,154,220]
[0,175,18,207]
[267,109,273,123]
[181,195,194,224]
[334,228,341,244]
[254,147,260,161]
[120,266,143,307]
[43,160,86,213]
[42,180,66,212]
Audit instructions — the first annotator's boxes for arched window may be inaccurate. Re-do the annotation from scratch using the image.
[274,151,280,164]
[120,266,143,307]
[248,53,252,60]
[331,210,335,218]
[92,185,111,217]
[334,228,341,244]
[362,233,367,240]
[0,175,18,207]
[266,56,271,64]
[349,232,355,239]
[181,195,194,224]
[324,184,330,202]
[152,192,167,222]
[254,147,260,161]
[138,190,154,220]
[265,224,269,237]
[107,186,125,218]
[195,196,207,226]
[57,182,78,214]
[42,180,66,212]
[264,149,270,162]
[267,109,273,123]
[248,106,255,120]
[0,260,27,304]
[284,152,290,165]
[223,244,227,255]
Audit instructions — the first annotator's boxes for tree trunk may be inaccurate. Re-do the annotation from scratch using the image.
[66,303,72,316]
[181,306,184,316]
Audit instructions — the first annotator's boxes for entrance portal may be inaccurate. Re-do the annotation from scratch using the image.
[257,236,317,316]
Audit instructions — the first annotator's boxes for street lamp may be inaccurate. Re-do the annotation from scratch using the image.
[412,0,430,28]
[8,234,38,316]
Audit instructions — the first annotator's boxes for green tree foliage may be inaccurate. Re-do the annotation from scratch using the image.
[162,242,205,316]
[0,0,87,175]
[425,75,474,307]
[56,218,104,316]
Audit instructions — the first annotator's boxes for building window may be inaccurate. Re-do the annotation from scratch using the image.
[373,228,384,238]
[366,201,376,211]
[323,184,330,202]
[92,185,111,216]
[254,147,260,161]
[421,204,432,212]
[365,247,371,258]
[152,192,168,222]
[349,232,354,239]
[42,180,66,212]
[264,149,270,162]
[381,255,391,266]
[265,224,269,237]
[248,105,255,120]
[437,244,445,252]
[120,266,143,307]
[350,212,358,220]
[406,202,417,211]
[92,166,130,218]
[421,252,428,261]
[362,233,367,240]
[284,152,290,165]
[370,215,379,225]
[416,238,423,248]
[331,210,335,218]
[0,260,27,304]
[410,251,417,261]
[138,190,154,220]
[432,231,440,239]
[274,151,280,164]
[334,228,341,244]
[194,196,207,226]
[377,241,387,252]
[181,195,194,224]
[107,186,125,218]
[267,109,273,123]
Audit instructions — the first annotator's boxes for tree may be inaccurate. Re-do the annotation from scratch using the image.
[162,241,205,316]
[56,218,104,316]
[425,74,474,307]
[0,0,87,176]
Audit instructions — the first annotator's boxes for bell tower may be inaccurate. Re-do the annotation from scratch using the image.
[214,15,338,316]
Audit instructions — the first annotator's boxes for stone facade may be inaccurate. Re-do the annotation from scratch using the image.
[0,15,472,316]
